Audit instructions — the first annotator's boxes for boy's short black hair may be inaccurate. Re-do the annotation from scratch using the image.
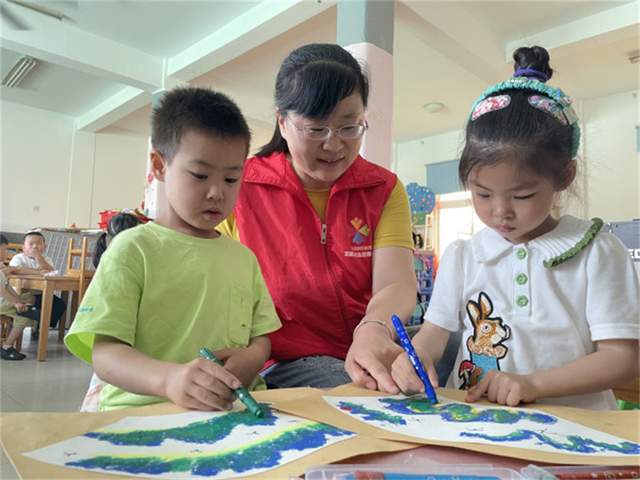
[24,231,45,243]
[0,234,8,245]
[151,87,251,162]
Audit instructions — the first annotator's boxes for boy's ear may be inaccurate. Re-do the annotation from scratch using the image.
[150,150,167,182]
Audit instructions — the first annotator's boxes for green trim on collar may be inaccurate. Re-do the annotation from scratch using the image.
[543,218,603,268]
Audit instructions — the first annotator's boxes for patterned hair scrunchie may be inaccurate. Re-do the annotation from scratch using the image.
[469,77,580,158]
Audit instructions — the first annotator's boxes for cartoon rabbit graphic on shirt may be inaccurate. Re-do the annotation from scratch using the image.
[458,292,511,390]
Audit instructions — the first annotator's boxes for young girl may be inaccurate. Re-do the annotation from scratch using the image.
[92,212,143,268]
[391,46,639,410]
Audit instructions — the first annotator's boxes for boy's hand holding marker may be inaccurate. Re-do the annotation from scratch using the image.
[163,356,243,412]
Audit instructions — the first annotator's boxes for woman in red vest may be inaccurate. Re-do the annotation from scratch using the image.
[218,44,417,393]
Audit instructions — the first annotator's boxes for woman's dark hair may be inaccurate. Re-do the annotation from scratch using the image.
[256,43,369,157]
[151,87,251,161]
[93,213,142,268]
[459,46,574,188]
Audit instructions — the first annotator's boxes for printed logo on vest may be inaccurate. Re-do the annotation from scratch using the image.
[350,217,370,244]
[345,217,373,257]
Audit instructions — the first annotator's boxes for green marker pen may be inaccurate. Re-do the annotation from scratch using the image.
[198,347,264,418]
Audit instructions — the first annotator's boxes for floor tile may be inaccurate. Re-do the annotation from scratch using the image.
[1,329,91,478]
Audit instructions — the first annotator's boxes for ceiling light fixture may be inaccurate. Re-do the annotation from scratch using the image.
[7,0,65,21]
[2,55,37,88]
[423,102,445,113]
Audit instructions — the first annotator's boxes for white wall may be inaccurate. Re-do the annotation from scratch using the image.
[1,100,148,232]
[89,128,148,227]
[1,101,74,232]
[582,90,639,222]
[394,129,463,186]
[65,127,148,228]
[393,90,640,222]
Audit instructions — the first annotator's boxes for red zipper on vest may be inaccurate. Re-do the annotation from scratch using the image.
[321,224,327,244]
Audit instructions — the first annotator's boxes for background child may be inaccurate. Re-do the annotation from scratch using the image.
[92,212,143,268]
[9,231,55,273]
[65,87,281,411]
[391,46,639,410]
[9,231,66,337]
[0,235,39,360]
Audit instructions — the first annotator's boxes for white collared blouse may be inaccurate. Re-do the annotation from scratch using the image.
[426,215,639,410]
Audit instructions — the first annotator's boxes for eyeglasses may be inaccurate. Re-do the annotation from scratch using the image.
[287,118,368,141]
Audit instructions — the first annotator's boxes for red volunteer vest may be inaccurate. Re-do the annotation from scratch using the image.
[234,152,396,361]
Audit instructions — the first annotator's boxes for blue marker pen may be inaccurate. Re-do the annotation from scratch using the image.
[391,314,438,404]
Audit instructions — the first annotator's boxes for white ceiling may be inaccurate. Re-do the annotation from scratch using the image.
[1,0,638,149]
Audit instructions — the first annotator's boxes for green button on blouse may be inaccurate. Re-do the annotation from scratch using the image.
[516,295,529,307]
[516,273,528,285]
[516,248,527,260]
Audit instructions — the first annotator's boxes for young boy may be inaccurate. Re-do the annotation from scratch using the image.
[9,232,54,274]
[65,87,281,412]
[0,235,38,360]
[9,231,66,336]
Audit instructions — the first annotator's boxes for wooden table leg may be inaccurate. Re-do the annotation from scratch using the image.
[37,282,54,362]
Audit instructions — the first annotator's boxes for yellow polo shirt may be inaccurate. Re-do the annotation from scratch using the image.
[219,180,413,249]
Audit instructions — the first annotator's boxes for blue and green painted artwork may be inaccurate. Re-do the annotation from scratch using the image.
[25,408,354,479]
[460,430,640,455]
[83,405,279,446]
[326,395,640,457]
[338,397,555,425]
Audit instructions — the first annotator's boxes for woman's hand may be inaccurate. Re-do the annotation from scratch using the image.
[391,346,438,395]
[465,370,539,406]
[346,246,417,394]
[163,359,241,411]
[345,322,403,394]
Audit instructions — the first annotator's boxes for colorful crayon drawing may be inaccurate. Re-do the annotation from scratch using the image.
[323,395,640,457]
[24,406,354,479]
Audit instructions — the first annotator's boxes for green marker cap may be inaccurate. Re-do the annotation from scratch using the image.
[236,389,264,417]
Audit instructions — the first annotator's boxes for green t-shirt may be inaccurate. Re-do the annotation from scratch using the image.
[65,222,281,411]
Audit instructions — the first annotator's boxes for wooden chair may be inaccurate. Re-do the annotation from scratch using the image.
[5,243,22,262]
[0,314,23,352]
[66,237,90,304]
